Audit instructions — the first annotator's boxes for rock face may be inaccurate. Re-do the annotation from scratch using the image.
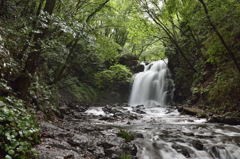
[118,54,144,73]
[36,105,138,159]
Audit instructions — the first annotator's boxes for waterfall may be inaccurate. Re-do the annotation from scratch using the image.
[129,59,174,107]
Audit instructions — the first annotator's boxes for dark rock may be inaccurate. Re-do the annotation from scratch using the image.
[99,116,115,121]
[133,64,144,73]
[208,116,240,125]
[59,105,71,115]
[98,142,115,149]
[122,143,138,156]
[102,106,116,114]
[136,105,144,109]
[133,108,146,114]
[135,133,144,138]
[210,146,226,158]
[67,135,89,147]
[64,154,74,159]
[172,144,194,158]
[129,115,138,120]
[192,140,204,150]
[36,104,140,159]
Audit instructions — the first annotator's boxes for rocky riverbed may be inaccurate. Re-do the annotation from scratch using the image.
[36,104,240,159]
[35,104,140,159]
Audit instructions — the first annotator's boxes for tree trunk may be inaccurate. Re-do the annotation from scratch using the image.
[12,0,57,97]
[86,0,111,23]
[44,0,57,15]
[51,39,79,84]
[198,0,240,73]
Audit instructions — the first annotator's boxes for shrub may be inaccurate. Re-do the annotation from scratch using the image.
[94,64,132,89]
[0,97,40,159]
[60,77,98,103]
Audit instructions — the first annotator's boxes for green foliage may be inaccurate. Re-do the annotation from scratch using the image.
[96,36,121,64]
[94,64,132,89]
[208,69,240,111]
[119,154,132,159]
[117,129,135,142]
[61,77,98,103]
[29,79,59,116]
[0,97,40,159]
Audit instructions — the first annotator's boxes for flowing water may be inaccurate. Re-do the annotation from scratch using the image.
[127,60,240,159]
[129,59,174,107]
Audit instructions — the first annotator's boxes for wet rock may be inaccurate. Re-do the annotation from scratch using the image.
[133,107,146,114]
[67,134,89,147]
[208,116,240,125]
[136,105,144,109]
[192,140,204,150]
[133,64,144,73]
[72,111,84,119]
[178,106,206,117]
[183,132,195,137]
[99,116,115,121]
[113,111,125,117]
[98,142,115,149]
[102,106,118,114]
[36,104,139,159]
[59,105,71,115]
[210,146,226,158]
[129,114,139,120]
[172,144,194,158]
[122,143,138,156]
[135,133,144,138]
[36,138,81,159]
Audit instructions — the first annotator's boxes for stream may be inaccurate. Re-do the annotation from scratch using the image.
[86,105,240,159]
[127,106,240,159]
[126,60,240,159]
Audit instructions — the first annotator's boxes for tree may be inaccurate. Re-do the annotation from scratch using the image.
[198,0,240,73]
[12,0,57,96]
[137,0,197,72]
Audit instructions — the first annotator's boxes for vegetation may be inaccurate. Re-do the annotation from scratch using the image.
[95,64,132,89]
[119,154,132,159]
[0,97,39,159]
[0,0,240,158]
[117,129,135,142]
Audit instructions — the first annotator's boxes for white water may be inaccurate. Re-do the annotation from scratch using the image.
[85,106,240,159]
[129,60,174,107]
[127,60,240,159]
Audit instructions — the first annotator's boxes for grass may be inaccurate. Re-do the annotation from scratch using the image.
[117,129,135,142]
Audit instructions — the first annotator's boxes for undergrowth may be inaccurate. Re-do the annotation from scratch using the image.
[0,96,40,159]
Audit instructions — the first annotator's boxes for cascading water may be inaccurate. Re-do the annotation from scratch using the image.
[126,60,240,159]
[129,59,174,107]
